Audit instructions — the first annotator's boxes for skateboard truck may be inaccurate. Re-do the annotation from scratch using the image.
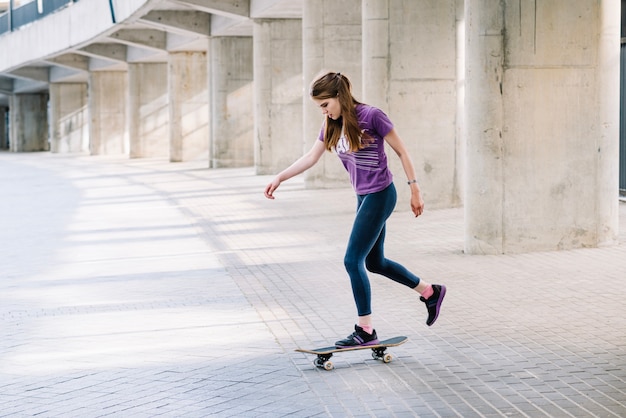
[313,354,335,371]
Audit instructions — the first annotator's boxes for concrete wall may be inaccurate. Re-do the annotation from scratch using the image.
[128,63,169,159]
[49,83,89,154]
[210,37,254,168]
[0,107,7,150]
[253,18,303,175]
[89,71,128,155]
[363,0,461,210]
[168,51,210,163]
[9,94,48,152]
[302,0,362,189]
[464,0,620,254]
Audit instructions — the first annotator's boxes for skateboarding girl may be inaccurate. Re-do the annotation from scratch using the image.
[264,71,446,347]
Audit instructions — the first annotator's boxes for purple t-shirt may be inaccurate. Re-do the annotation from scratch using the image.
[318,104,394,195]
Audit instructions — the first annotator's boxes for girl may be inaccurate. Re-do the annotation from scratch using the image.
[264,72,446,347]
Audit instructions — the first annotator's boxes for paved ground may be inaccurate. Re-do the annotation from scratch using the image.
[1,151,625,418]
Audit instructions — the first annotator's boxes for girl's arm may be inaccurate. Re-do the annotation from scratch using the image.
[384,128,425,217]
[264,139,327,199]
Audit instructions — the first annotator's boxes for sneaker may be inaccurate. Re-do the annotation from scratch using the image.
[420,284,446,326]
[335,325,380,347]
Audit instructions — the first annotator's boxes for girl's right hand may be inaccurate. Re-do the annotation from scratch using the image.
[264,178,280,199]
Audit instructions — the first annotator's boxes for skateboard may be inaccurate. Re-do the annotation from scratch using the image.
[295,336,407,370]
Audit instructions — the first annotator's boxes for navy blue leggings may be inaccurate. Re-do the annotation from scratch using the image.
[344,183,421,316]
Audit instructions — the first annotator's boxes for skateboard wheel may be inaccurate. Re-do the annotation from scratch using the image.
[314,358,324,368]
[383,353,392,363]
[323,361,334,371]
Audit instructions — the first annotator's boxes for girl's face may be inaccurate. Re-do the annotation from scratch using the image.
[313,97,341,120]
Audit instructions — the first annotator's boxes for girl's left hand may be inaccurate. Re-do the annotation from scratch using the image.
[411,192,425,217]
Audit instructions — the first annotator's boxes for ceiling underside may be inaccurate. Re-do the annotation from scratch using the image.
[0,0,302,106]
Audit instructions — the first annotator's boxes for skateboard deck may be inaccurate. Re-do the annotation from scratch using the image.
[295,336,407,370]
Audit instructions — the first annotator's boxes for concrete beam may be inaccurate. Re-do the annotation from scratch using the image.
[88,58,128,72]
[9,67,49,83]
[126,45,167,63]
[79,43,128,63]
[45,54,90,72]
[107,29,167,51]
[138,10,211,37]
[166,33,209,52]
[12,78,48,94]
[250,0,302,18]
[210,14,253,36]
[175,0,249,19]
[49,66,88,83]
[0,77,13,95]
[44,54,89,83]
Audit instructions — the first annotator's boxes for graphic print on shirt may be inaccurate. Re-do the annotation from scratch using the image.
[335,134,380,172]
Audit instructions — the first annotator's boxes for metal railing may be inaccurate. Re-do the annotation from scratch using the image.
[0,0,79,36]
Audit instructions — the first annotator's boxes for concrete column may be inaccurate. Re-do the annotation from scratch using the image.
[128,63,169,159]
[303,0,362,188]
[596,0,621,247]
[362,0,460,210]
[168,51,209,163]
[464,0,620,254]
[89,71,128,156]
[455,0,466,211]
[210,36,254,168]
[8,94,49,152]
[0,107,7,150]
[49,83,89,154]
[253,18,303,175]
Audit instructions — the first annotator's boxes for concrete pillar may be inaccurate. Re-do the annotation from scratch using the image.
[89,71,128,155]
[464,0,620,254]
[0,106,7,150]
[253,18,303,175]
[128,63,169,159]
[168,51,209,163]
[210,36,254,168]
[8,94,49,152]
[303,0,362,188]
[362,0,460,210]
[49,83,89,154]
[455,0,466,211]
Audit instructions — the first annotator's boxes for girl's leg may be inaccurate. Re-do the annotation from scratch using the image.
[337,183,446,346]
[365,226,421,288]
[364,189,447,327]
[343,185,397,318]
[336,187,393,346]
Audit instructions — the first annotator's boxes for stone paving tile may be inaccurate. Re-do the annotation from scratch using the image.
[1,152,626,417]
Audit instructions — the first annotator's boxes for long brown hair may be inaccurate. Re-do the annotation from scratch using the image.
[309,72,367,152]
